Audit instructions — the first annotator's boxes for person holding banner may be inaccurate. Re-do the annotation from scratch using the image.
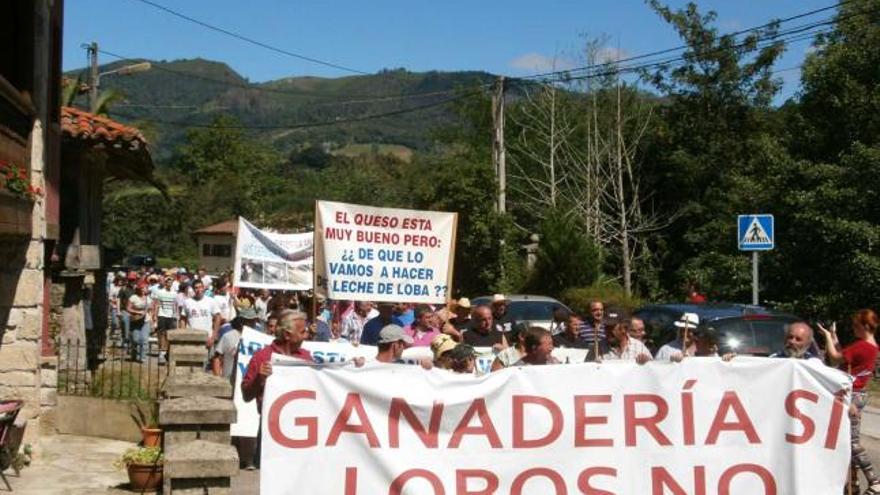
[601,319,652,363]
[241,310,313,411]
[375,324,414,364]
[655,312,698,362]
[511,327,559,366]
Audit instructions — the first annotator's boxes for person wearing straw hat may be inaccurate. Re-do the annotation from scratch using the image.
[490,294,518,335]
[655,312,698,362]
[441,297,473,341]
[431,333,458,369]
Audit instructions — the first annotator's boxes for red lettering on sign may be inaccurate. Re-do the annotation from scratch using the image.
[326,393,380,448]
[388,398,443,448]
[456,469,499,495]
[717,464,777,495]
[513,395,563,448]
[785,390,818,444]
[574,395,613,447]
[624,394,672,446]
[266,389,317,448]
[448,399,502,448]
[577,467,617,495]
[705,391,760,445]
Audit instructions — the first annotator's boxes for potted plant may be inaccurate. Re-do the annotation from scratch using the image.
[115,446,163,491]
[130,399,161,447]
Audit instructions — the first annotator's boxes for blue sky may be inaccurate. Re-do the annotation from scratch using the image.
[64,0,832,100]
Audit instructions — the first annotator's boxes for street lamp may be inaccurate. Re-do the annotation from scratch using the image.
[81,42,151,113]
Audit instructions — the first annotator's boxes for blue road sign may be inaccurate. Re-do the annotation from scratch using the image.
[738,214,774,251]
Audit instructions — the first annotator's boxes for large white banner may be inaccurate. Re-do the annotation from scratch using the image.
[232,216,313,291]
[314,201,457,304]
[261,358,851,495]
[232,328,491,437]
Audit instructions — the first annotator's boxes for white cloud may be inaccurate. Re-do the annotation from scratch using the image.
[509,52,576,72]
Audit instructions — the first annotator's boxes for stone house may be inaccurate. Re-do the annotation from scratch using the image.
[0,0,64,440]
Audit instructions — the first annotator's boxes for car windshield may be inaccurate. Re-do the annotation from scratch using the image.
[714,319,788,356]
[504,301,559,322]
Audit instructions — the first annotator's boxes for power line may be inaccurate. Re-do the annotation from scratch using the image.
[517,1,880,88]
[107,88,482,130]
[127,0,369,75]
[97,2,865,108]
[518,0,857,82]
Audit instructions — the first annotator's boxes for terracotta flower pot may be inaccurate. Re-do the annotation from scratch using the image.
[127,462,162,491]
[141,427,162,447]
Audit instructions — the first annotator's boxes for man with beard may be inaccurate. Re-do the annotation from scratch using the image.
[769,321,821,360]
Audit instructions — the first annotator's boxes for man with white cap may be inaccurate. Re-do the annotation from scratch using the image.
[375,324,414,364]
[655,312,699,362]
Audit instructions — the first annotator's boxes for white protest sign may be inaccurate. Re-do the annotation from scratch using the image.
[314,201,457,304]
[233,216,313,291]
[231,326,274,437]
[262,358,851,495]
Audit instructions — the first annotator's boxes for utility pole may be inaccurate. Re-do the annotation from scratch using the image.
[492,76,506,213]
[87,42,98,113]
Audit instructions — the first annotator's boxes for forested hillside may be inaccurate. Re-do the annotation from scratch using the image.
[96,0,880,324]
[65,59,495,159]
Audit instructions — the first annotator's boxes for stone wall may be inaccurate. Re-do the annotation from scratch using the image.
[0,134,49,443]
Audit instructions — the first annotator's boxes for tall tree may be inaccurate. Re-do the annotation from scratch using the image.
[643,1,786,300]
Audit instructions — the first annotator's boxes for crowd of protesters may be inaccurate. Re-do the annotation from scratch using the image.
[106,267,879,491]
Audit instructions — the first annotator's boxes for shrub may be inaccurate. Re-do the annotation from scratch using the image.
[115,446,163,468]
[560,280,644,317]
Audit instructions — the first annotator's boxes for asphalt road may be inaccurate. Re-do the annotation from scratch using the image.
[853,406,880,490]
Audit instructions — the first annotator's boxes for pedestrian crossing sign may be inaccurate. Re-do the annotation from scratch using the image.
[738,214,774,251]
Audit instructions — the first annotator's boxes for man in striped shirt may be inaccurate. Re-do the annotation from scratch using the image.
[579,300,608,357]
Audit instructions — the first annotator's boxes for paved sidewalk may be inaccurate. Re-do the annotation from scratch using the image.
[4,434,132,494]
[2,434,259,494]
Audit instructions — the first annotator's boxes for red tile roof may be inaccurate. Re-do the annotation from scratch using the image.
[61,106,148,151]
[193,219,239,236]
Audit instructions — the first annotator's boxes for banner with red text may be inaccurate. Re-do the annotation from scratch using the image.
[262,358,851,495]
[314,201,457,304]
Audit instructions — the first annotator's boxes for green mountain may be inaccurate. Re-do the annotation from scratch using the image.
[65,58,496,160]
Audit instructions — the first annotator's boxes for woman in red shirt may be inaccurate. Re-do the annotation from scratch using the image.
[821,309,880,494]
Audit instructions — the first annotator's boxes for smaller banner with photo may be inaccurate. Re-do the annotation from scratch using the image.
[232,217,313,291]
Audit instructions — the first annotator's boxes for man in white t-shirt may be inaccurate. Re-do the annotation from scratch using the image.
[181,280,220,346]
[213,278,236,322]
[152,276,178,364]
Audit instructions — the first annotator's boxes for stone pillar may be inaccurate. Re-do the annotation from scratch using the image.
[161,329,238,494]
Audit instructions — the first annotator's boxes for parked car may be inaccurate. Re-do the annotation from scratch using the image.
[127,254,156,268]
[633,303,774,350]
[702,314,800,357]
[471,295,572,331]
